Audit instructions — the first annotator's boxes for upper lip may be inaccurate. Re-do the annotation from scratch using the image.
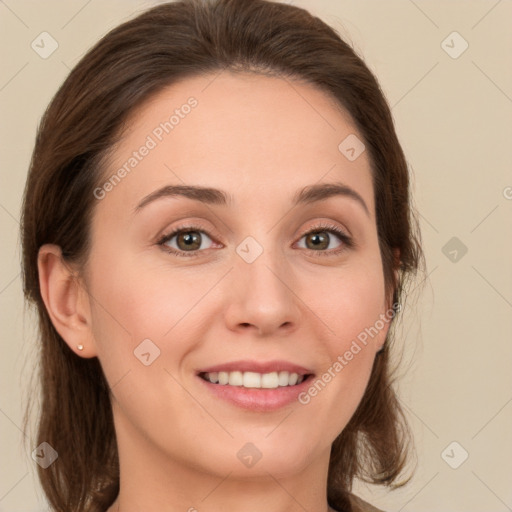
[197,360,314,376]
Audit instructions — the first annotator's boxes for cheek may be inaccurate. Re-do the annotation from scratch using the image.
[296,253,387,424]
[311,255,387,349]
[85,259,198,432]
[85,246,226,391]
[85,256,176,380]
[88,249,199,339]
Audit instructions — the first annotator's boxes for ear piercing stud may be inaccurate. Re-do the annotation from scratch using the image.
[77,344,84,351]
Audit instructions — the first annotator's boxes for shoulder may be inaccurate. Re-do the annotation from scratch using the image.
[348,493,386,512]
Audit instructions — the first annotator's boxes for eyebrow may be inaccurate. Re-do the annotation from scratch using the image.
[135,181,369,216]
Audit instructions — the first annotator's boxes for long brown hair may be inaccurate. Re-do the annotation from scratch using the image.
[21,0,423,510]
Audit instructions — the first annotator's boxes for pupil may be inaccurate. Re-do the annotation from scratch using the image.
[180,231,200,249]
[309,232,328,249]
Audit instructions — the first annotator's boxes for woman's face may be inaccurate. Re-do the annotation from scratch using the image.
[83,72,392,479]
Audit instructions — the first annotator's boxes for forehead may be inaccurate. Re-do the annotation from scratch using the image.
[98,71,374,216]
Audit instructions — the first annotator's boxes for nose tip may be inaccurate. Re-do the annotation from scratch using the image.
[224,252,301,336]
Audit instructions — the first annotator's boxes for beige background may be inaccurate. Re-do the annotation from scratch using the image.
[1,0,511,511]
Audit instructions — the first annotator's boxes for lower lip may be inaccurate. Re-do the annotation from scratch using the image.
[197,374,314,412]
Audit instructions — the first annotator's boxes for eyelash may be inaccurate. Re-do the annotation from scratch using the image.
[157,222,354,258]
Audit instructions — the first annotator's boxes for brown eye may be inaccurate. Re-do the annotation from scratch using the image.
[296,223,353,257]
[175,231,203,251]
[304,231,332,251]
[159,226,215,256]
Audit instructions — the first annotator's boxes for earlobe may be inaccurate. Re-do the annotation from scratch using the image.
[37,244,97,358]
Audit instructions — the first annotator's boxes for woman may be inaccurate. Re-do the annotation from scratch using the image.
[21,0,423,511]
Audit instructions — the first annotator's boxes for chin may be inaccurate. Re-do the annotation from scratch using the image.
[198,438,318,479]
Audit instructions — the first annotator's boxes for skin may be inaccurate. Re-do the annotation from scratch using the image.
[38,71,393,512]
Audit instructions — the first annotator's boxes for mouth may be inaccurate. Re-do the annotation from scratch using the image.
[194,360,315,411]
[198,370,314,389]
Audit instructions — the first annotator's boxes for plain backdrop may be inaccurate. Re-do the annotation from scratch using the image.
[1,1,511,511]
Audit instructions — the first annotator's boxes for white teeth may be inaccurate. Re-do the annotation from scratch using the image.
[261,372,279,388]
[243,371,261,388]
[202,370,306,388]
[228,371,243,386]
[278,371,290,386]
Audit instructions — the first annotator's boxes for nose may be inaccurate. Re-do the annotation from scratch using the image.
[223,241,302,337]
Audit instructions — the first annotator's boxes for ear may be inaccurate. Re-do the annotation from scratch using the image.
[37,244,97,358]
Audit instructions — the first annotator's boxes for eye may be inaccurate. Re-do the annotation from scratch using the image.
[157,221,353,258]
[157,224,217,257]
[295,222,353,256]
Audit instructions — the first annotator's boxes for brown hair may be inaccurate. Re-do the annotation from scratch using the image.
[21,0,423,510]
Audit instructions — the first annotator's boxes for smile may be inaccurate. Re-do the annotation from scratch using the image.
[199,370,310,388]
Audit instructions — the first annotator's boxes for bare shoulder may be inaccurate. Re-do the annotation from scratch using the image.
[348,493,386,512]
